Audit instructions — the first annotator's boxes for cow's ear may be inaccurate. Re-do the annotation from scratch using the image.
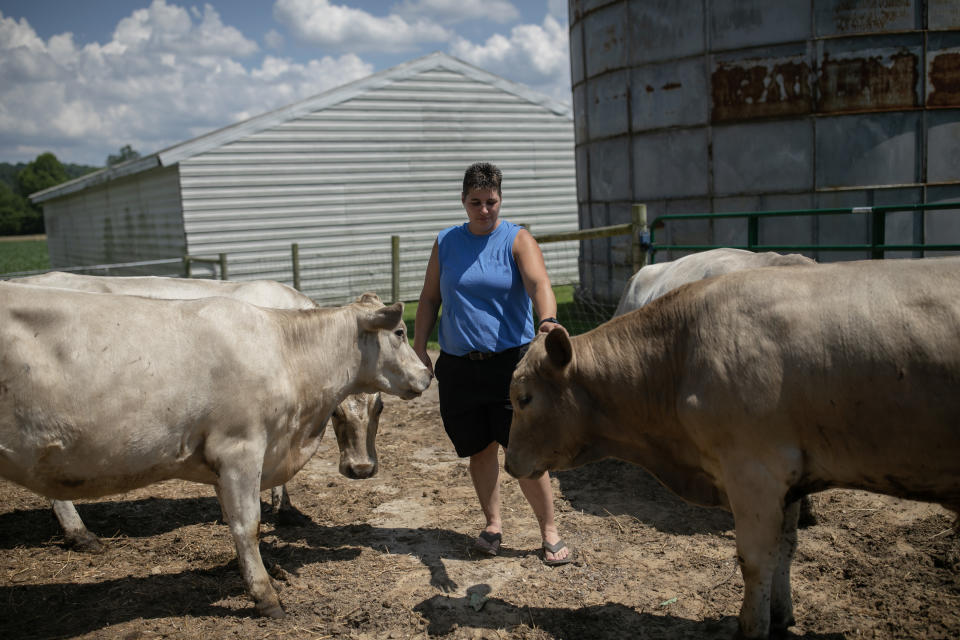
[544,327,573,369]
[356,292,382,306]
[360,302,404,331]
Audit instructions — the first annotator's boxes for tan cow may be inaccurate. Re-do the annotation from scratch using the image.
[614,248,819,527]
[505,257,960,639]
[13,272,384,549]
[0,284,431,618]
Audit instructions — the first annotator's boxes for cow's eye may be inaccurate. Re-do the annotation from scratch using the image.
[393,328,405,338]
[517,394,532,408]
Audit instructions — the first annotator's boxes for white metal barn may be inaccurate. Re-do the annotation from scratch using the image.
[30,52,579,305]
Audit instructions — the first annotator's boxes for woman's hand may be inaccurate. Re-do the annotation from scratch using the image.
[537,319,565,335]
[415,347,434,376]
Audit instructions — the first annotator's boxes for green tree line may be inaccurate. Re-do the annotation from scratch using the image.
[1,145,139,236]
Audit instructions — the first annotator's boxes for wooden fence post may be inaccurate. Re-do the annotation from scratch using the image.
[218,253,228,280]
[631,203,649,273]
[391,235,400,304]
[291,243,301,290]
[183,256,191,278]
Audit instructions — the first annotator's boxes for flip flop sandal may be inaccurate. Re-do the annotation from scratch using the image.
[541,539,574,566]
[473,531,502,556]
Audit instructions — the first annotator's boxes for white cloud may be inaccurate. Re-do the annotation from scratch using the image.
[449,15,571,106]
[264,28,285,50]
[273,0,450,53]
[390,0,520,25]
[0,2,373,166]
[107,0,259,57]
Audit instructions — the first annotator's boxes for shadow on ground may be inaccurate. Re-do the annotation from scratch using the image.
[555,459,734,535]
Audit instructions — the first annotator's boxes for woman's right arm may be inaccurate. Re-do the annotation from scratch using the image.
[413,239,441,374]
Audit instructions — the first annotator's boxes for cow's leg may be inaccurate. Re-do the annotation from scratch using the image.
[214,452,284,618]
[213,486,229,524]
[797,495,817,528]
[51,500,104,553]
[726,476,787,639]
[770,500,800,631]
[270,485,287,512]
[271,484,312,527]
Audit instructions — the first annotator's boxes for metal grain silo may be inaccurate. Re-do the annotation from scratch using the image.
[569,0,960,304]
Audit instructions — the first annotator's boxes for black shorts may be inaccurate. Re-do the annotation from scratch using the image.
[435,345,528,458]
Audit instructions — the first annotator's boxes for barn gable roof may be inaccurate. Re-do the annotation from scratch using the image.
[32,52,570,203]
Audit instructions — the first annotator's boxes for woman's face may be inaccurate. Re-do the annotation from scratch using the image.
[462,187,501,235]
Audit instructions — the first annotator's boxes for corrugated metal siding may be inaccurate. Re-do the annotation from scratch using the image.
[43,166,185,272]
[571,0,960,304]
[178,68,578,306]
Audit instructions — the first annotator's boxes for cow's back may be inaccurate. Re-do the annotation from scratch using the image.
[13,272,316,310]
[670,257,960,501]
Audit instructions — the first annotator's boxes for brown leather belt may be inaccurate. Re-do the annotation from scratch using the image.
[450,345,525,361]
[465,350,497,360]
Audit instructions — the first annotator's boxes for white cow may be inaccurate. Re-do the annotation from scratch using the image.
[13,272,383,550]
[0,284,431,617]
[16,271,316,309]
[506,257,960,638]
[615,248,815,316]
[614,248,819,527]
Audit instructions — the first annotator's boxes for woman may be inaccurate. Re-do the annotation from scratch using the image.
[413,162,572,566]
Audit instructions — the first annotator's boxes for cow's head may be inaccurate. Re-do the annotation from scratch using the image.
[504,328,592,479]
[331,392,383,479]
[354,292,432,400]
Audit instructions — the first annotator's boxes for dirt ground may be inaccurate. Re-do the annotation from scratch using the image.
[1,358,958,640]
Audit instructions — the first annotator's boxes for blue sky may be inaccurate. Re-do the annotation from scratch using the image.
[0,0,570,166]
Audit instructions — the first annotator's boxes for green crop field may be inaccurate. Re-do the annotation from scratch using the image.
[0,237,50,275]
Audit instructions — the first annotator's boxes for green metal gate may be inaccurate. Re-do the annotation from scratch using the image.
[645,202,960,263]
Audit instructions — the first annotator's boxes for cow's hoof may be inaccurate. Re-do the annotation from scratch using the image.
[256,601,286,619]
[65,532,106,554]
[275,507,313,528]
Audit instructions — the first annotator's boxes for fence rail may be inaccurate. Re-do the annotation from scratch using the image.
[6,200,958,307]
[648,201,960,262]
[0,257,185,280]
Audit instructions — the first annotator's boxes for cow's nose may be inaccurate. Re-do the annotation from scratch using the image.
[342,461,377,479]
[415,369,432,390]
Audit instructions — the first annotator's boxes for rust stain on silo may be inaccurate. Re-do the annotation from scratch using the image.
[929,52,960,107]
[711,61,812,122]
[602,25,619,53]
[831,0,914,34]
[818,51,918,112]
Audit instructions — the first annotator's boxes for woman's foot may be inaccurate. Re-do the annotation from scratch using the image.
[473,530,502,556]
[541,537,574,566]
[541,531,572,565]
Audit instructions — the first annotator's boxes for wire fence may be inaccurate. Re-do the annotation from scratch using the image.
[9,200,959,335]
[0,228,632,335]
[0,257,186,280]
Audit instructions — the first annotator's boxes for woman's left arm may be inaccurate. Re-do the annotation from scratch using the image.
[514,228,563,334]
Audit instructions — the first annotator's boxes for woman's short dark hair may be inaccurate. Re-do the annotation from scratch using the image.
[462,162,502,197]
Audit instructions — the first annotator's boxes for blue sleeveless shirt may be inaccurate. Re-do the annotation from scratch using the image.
[437,220,535,355]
